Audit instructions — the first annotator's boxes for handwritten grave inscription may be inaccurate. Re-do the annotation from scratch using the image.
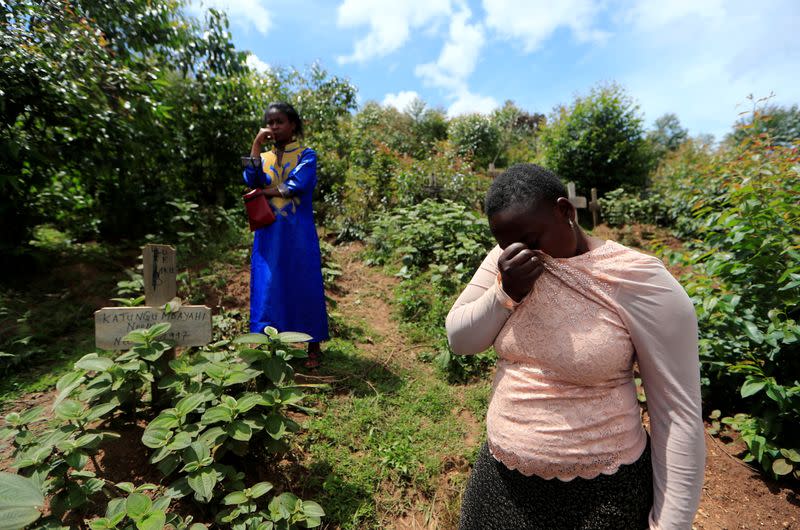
[95,306,212,350]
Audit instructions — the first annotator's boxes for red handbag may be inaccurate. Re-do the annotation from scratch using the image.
[242,189,276,231]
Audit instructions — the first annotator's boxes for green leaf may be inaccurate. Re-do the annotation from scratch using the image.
[0,472,45,530]
[265,415,288,440]
[772,458,793,476]
[148,410,180,431]
[741,379,766,398]
[236,393,267,414]
[201,406,233,425]
[164,478,191,499]
[175,393,210,417]
[780,448,800,463]
[54,371,86,407]
[125,493,152,520]
[55,399,85,421]
[166,431,193,451]
[743,321,764,344]
[75,353,114,372]
[279,387,305,405]
[141,428,172,449]
[105,497,127,519]
[87,402,118,422]
[248,482,273,499]
[183,442,211,464]
[302,500,325,517]
[136,510,166,530]
[233,334,271,345]
[116,482,136,494]
[187,469,217,503]
[146,323,172,339]
[262,357,291,384]
[227,421,252,441]
[123,329,149,344]
[223,491,249,505]
[276,332,312,344]
[18,407,45,425]
[197,426,227,448]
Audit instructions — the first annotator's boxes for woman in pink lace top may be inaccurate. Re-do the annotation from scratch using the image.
[446,164,705,530]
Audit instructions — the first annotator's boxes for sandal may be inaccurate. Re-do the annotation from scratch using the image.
[303,351,322,369]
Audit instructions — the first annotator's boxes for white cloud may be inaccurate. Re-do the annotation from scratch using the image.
[246,53,270,73]
[188,0,271,36]
[413,6,496,116]
[447,89,499,117]
[482,0,608,52]
[336,0,452,63]
[382,91,421,111]
[415,8,485,91]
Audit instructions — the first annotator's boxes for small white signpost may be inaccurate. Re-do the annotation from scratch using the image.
[94,244,212,350]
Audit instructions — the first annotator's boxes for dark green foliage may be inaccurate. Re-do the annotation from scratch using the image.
[652,135,800,479]
[539,83,654,194]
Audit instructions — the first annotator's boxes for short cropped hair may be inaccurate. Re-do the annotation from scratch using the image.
[263,102,304,137]
[485,164,567,217]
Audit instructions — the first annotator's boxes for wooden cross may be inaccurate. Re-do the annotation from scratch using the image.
[589,188,601,228]
[94,244,212,350]
[566,182,587,209]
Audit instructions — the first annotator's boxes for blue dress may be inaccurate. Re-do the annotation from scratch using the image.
[242,141,329,341]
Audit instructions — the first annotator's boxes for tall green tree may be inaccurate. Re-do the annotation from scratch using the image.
[647,113,689,160]
[0,0,254,249]
[447,114,500,169]
[539,83,654,194]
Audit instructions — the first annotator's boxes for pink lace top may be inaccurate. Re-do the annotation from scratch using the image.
[446,239,705,530]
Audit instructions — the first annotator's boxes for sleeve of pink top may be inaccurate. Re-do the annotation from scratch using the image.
[614,256,705,530]
[445,246,517,356]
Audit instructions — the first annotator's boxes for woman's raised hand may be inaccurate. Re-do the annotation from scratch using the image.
[498,243,545,302]
[254,127,273,145]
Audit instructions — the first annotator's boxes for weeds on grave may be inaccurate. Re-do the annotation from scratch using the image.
[0,324,326,529]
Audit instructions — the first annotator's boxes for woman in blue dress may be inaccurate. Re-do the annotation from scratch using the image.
[242,102,329,368]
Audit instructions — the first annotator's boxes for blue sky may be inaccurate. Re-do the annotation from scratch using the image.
[187,0,800,139]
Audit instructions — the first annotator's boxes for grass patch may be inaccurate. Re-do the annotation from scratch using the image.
[296,338,489,529]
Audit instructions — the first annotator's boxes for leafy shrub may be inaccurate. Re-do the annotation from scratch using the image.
[539,83,654,194]
[599,188,669,227]
[655,135,800,479]
[367,200,496,382]
[0,324,326,527]
[447,114,501,169]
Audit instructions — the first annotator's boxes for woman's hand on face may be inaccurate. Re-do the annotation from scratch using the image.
[498,242,544,302]
[254,127,273,145]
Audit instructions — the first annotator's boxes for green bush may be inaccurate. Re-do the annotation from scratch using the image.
[447,114,501,170]
[367,200,496,382]
[599,188,669,227]
[654,135,800,479]
[0,324,326,527]
[539,83,654,194]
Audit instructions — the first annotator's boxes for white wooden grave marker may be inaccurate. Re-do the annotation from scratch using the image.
[143,244,177,306]
[566,182,587,209]
[94,244,212,350]
[589,188,602,228]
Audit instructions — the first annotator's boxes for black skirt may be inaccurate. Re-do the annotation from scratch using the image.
[459,441,653,530]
